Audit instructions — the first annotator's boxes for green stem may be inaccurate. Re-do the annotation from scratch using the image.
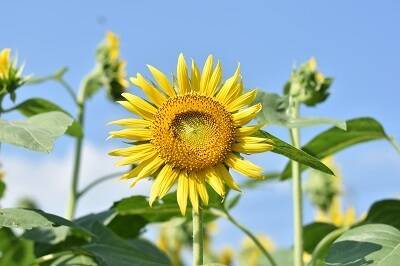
[65,100,85,220]
[222,207,277,266]
[192,205,204,266]
[77,171,124,199]
[57,78,78,105]
[289,100,304,266]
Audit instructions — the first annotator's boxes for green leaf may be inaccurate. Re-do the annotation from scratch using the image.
[0,228,35,266]
[325,224,400,266]
[360,199,400,230]
[48,254,97,266]
[257,130,334,176]
[0,111,73,152]
[310,227,347,266]
[303,222,338,254]
[14,97,82,137]
[254,91,346,129]
[281,117,400,179]
[0,208,85,231]
[82,222,170,266]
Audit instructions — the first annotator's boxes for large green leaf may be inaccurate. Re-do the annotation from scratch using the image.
[310,227,347,266]
[0,111,73,152]
[0,179,5,199]
[325,224,400,265]
[82,222,170,266]
[258,130,334,176]
[48,254,97,266]
[360,199,400,230]
[0,208,84,231]
[281,117,400,179]
[0,228,35,266]
[14,97,82,137]
[303,222,338,254]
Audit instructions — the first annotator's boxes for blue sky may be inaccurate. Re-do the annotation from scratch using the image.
[1,0,399,250]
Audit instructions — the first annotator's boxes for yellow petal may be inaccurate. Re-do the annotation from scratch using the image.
[109,118,152,128]
[120,155,159,180]
[232,142,273,154]
[191,60,201,92]
[121,93,157,114]
[130,73,166,106]
[225,153,263,179]
[196,181,209,205]
[147,65,176,97]
[226,89,257,112]
[215,164,241,191]
[205,61,222,96]
[232,103,262,126]
[236,136,270,144]
[109,128,152,141]
[149,165,179,205]
[235,125,262,137]
[136,156,164,179]
[109,143,155,157]
[116,101,154,121]
[177,172,189,215]
[115,149,157,166]
[200,55,214,95]
[189,177,199,213]
[177,53,191,94]
[205,168,225,196]
[215,64,241,104]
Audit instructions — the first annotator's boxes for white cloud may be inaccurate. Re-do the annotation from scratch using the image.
[1,142,150,218]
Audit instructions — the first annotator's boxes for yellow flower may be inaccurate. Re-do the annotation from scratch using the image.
[0,48,12,78]
[106,32,120,62]
[109,54,273,214]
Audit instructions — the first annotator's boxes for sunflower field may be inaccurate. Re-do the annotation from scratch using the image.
[1,1,399,266]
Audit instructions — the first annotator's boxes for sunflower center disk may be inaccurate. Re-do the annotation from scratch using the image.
[152,94,235,171]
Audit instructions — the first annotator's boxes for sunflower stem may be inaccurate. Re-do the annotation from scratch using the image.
[192,205,204,266]
[222,205,277,266]
[289,99,304,266]
[65,95,85,220]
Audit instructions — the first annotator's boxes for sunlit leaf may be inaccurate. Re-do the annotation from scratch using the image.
[281,117,400,179]
[258,130,334,176]
[0,111,73,152]
[325,224,400,265]
[14,97,82,137]
[360,199,400,230]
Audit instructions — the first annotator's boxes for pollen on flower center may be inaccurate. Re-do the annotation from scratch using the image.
[151,94,236,171]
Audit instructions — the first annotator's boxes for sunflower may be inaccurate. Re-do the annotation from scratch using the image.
[109,54,273,214]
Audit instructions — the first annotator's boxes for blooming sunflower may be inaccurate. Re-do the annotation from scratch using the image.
[109,54,273,214]
[0,48,25,98]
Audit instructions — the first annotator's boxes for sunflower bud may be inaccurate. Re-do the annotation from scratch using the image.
[96,32,129,101]
[284,57,333,106]
[0,48,26,102]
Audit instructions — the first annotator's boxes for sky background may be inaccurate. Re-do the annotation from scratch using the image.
[1,0,399,253]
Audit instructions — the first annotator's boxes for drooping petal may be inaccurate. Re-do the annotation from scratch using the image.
[136,156,164,179]
[130,73,167,106]
[232,103,262,126]
[226,89,257,112]
[149,164,179,205]
[205,61,222,96]
[188,177,199,213]
[109,118,152,128]
[147,65,176,97]
[109,128,152,141]
[121,93,157,113]
[177,54,191,94]
[205,168,225,196]
[196,181,209,205]
[177,172,189,215]
[225,153,264,179]
[200,55,214,95]
[215,164,241,191]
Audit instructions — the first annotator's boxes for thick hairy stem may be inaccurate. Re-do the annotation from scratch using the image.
[192,205,204,266]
